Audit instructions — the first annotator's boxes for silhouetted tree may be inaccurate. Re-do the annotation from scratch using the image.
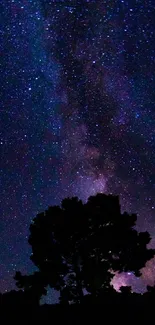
[146,285,155,294]
[14,271,47,305]
[144,284,155,304]
[15,194,155,304]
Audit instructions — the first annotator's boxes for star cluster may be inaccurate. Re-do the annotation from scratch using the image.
[0,0,155,298]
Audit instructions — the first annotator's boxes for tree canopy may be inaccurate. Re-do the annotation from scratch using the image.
[15,193,155,304]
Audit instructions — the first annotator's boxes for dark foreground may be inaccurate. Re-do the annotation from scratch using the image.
[0,299,154,323]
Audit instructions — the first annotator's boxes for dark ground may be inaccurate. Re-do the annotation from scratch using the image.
[0,300,154,323]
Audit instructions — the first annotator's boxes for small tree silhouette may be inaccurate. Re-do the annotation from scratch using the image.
[120,286,132,295]
[15,194,155,304]
[14,271,47,305]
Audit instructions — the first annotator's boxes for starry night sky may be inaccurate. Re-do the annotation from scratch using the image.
[0,0,155,301]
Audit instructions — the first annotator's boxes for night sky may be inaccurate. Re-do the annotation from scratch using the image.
[0,0,155,302]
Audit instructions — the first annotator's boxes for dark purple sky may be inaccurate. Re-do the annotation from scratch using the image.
[0,0,155,302]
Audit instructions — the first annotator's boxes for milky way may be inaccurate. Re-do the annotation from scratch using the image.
[0,0,155,301]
